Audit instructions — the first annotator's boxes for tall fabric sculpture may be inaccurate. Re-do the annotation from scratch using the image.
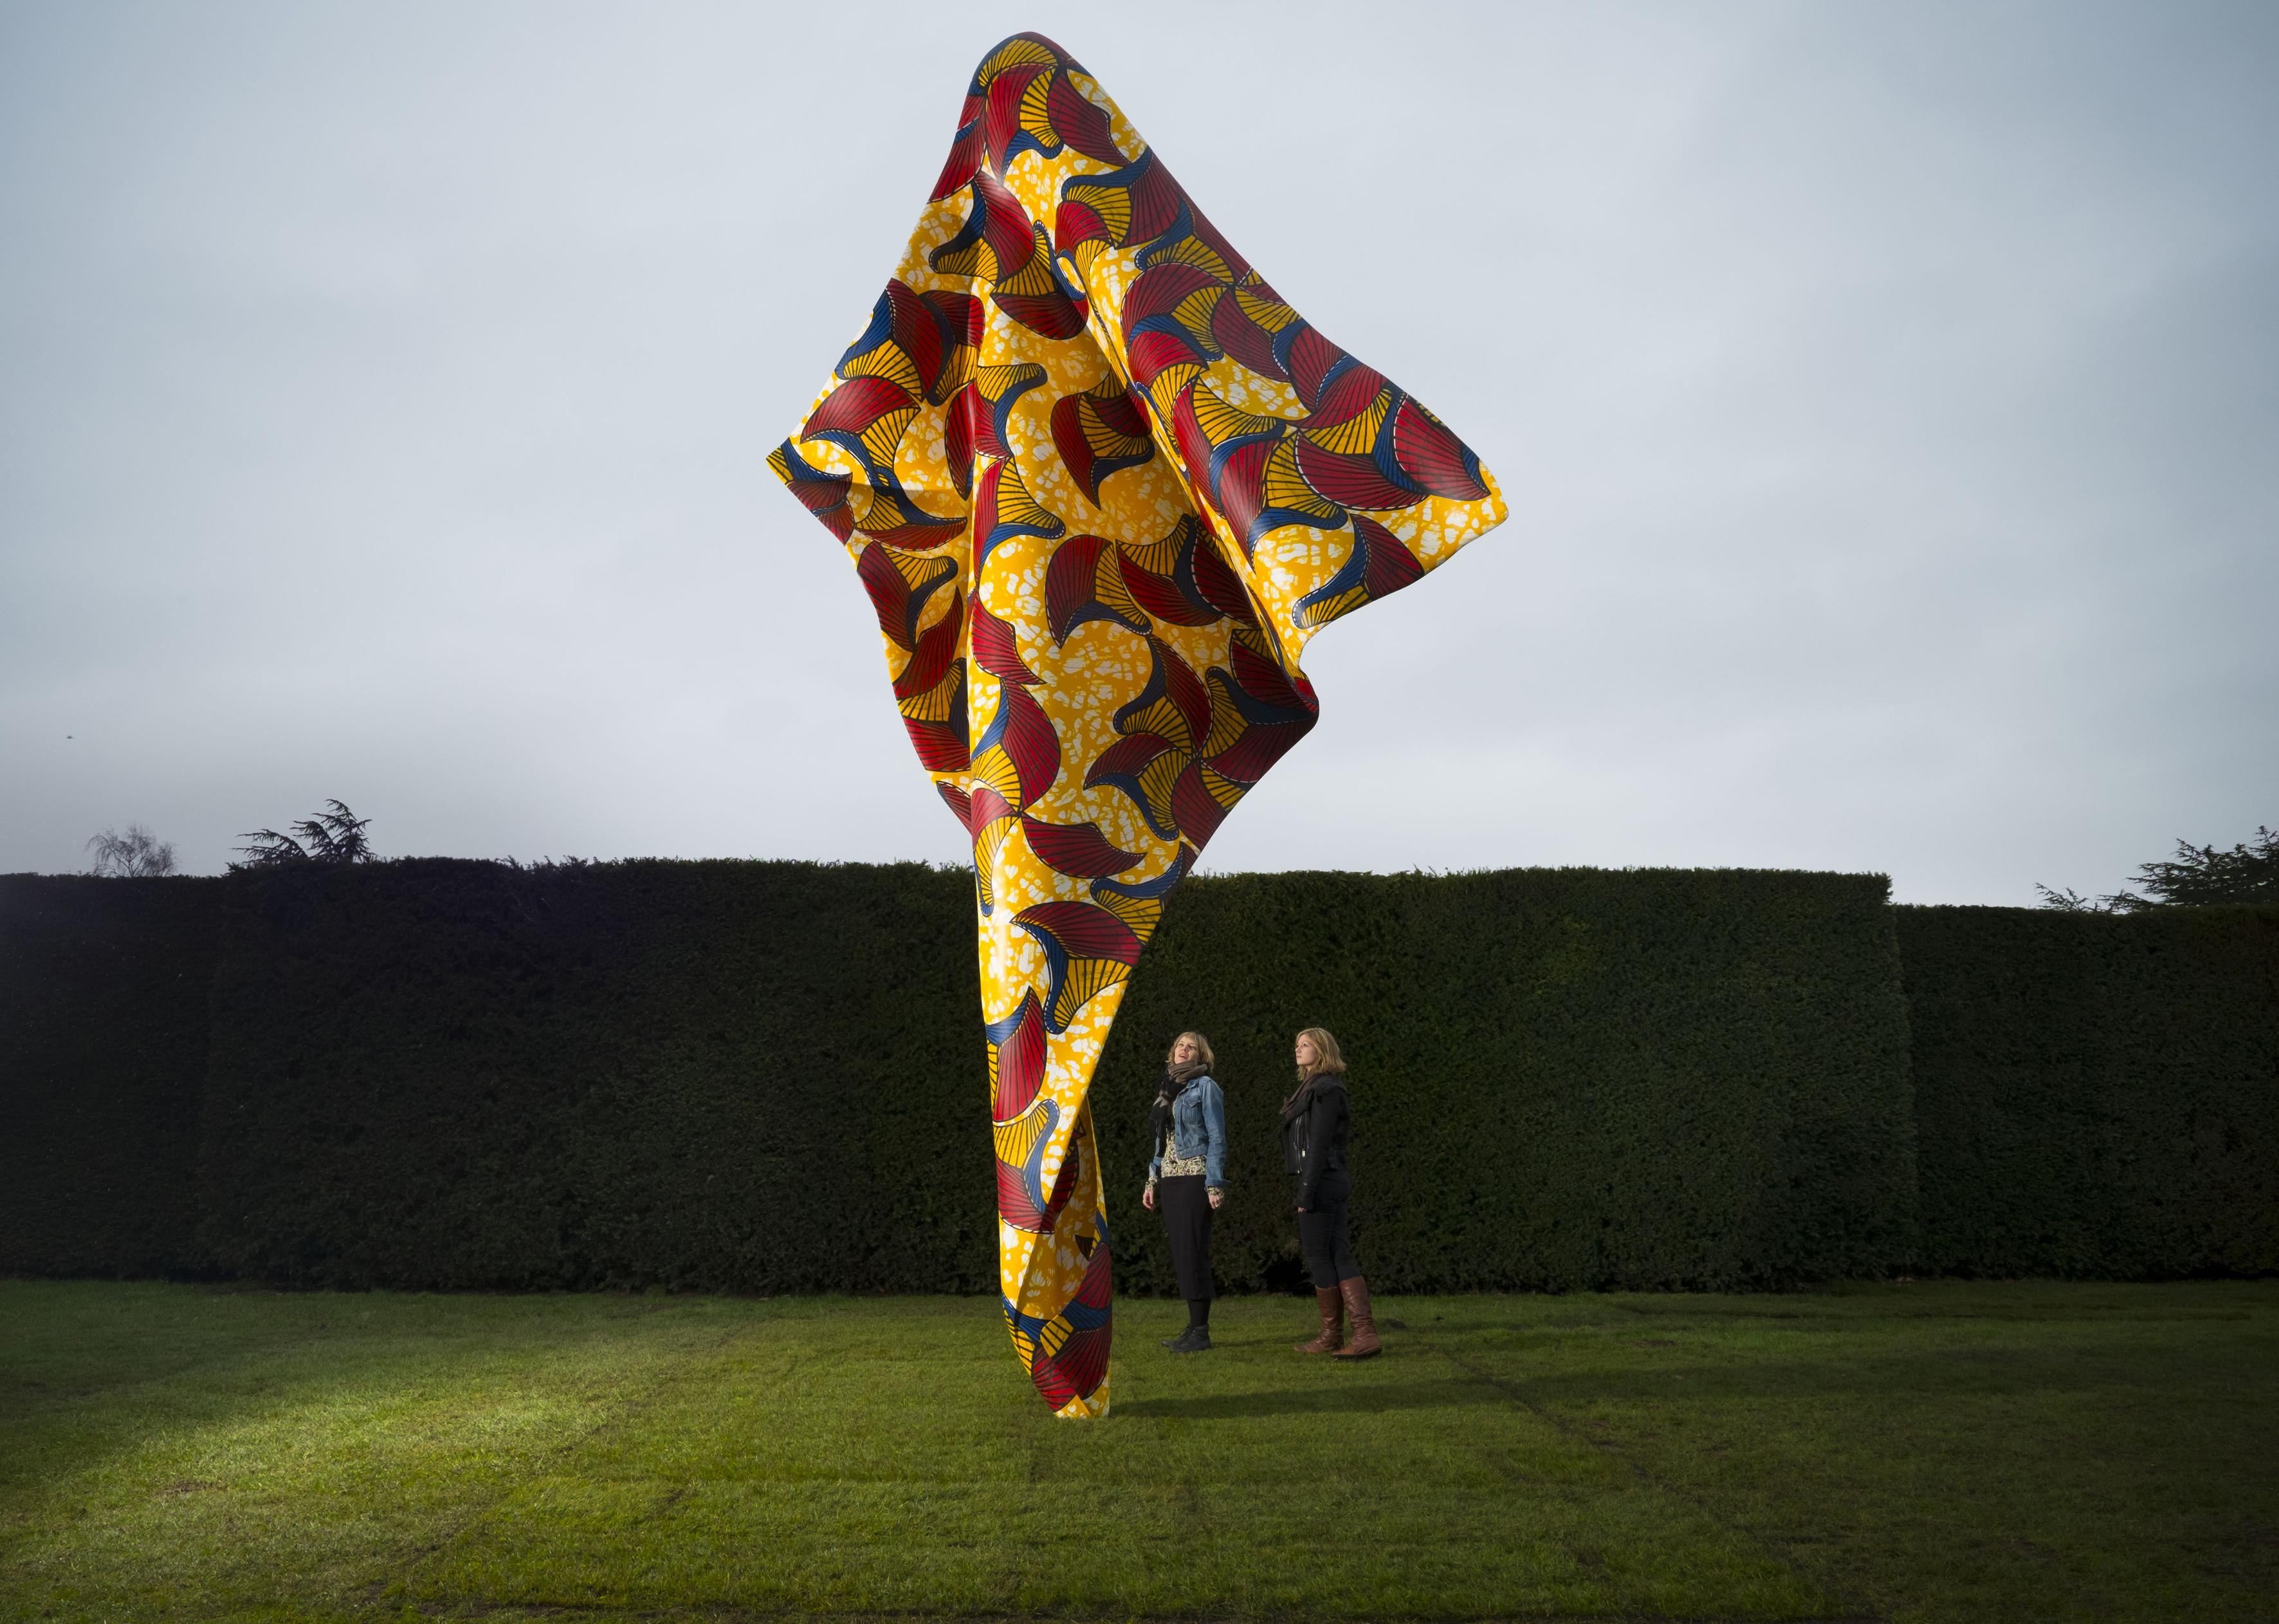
[770,33,1506,1418]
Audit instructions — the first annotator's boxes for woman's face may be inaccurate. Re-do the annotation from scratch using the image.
[1173,1034,1200,1065]
[1294,1034,1317,1070]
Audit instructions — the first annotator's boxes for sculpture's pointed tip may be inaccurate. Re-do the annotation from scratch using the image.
[1053,1388,1109,1419]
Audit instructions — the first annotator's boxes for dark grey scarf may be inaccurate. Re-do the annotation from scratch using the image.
[1150,1059,1211,1156]
[1281,1070,1341,1123]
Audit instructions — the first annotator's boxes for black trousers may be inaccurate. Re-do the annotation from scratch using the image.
[1158,1174,1214,1302]
[1297,1169,1359,1289]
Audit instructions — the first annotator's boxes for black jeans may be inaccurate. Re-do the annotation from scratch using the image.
[1158,1174,1214,1302]
[1297,1169,1358,1289]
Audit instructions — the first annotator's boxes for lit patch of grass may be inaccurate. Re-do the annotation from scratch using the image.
[0,1286,703,1621]
[1,1280,2271,1621]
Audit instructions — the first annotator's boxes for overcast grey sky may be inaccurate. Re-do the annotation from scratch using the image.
[3,1,2273,902]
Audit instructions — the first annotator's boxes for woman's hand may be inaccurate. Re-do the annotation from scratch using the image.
[1142,1183,1157,1210]
[1207,1187,1223,1209]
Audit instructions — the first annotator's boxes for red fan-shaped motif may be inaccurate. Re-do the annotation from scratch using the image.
[1021,816,1142,879]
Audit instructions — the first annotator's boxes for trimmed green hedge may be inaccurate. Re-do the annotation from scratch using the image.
[5,864,2271,1293]
[1097,868,1917,1293]
[0,874,224,1277]
[197,859,986,1293]
[193,861,1914,1293]
[1896,904,2279,1279]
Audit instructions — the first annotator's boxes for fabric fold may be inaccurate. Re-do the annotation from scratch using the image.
[770,32,1506,1417]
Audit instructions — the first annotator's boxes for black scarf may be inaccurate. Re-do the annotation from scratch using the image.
[1150,1059,1211,1154]
[1281,1070,1337,1123]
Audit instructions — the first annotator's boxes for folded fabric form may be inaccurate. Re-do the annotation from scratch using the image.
[770,32,1507,1416]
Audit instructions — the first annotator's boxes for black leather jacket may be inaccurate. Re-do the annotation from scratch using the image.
[1281,1075,1349,1209]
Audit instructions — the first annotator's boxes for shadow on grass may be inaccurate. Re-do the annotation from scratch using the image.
[1430,1338,2276,1410]
[1116,1376,1480,1418]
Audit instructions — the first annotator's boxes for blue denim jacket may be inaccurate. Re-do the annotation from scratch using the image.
[1148,1075,1227,1189]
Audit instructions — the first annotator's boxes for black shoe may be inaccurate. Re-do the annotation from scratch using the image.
[1164,1324,1212,1354]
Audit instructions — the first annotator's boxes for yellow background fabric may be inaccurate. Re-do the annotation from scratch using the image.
[771,33,1506,1416]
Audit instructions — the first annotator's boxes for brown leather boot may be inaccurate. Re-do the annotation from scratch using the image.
[1330,1277,1380,1358]
[1292,1287,1343,1353]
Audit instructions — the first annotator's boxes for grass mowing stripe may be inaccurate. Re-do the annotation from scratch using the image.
[1408,1327,1867,1622]
[1423,1283,2279,1624]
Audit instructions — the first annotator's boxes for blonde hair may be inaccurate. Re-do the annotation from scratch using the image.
[1294,1026,1346,1081]
[1166,1030,1215,1070]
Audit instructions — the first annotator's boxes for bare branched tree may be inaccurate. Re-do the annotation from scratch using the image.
[85,824,177,878]
[233,800,378,868]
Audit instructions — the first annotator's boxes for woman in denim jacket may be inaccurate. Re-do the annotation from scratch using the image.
[1141,1030,1227,1353]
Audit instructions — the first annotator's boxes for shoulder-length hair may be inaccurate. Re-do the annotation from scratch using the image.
[1165,1030,1215,1070]
[1295,1026,1346,1081]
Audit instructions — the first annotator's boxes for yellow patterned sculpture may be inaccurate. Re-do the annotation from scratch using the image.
[770,33,1506,1416]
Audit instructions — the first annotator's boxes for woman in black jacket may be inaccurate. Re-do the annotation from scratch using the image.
[1281,1026,1378,1358]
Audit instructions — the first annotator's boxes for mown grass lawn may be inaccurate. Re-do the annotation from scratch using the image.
[1,1280,2272,1622]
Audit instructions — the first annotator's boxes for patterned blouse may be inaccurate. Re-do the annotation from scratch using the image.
[1158,1126,1207,1180]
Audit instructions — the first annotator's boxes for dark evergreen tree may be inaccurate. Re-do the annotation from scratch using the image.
[233,801,376,869]
[2038,824,2278,910]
